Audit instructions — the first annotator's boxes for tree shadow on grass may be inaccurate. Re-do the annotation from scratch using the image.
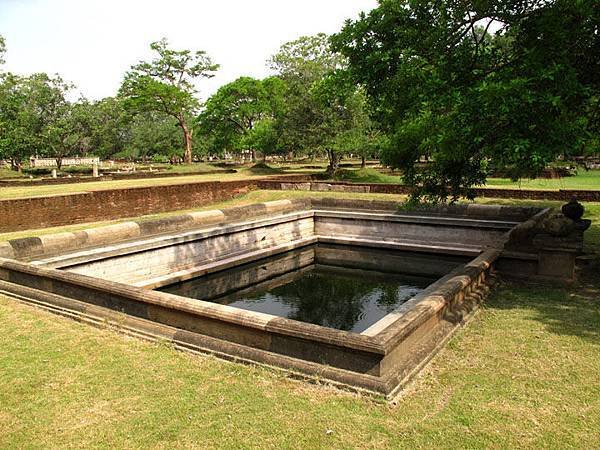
[486,264,600,345]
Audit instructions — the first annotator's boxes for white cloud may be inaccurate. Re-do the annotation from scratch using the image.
[0,0,377,100]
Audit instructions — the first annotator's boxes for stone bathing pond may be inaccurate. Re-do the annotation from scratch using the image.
[0,198,588,398]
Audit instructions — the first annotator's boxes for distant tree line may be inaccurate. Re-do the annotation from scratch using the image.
[0,33,383,172]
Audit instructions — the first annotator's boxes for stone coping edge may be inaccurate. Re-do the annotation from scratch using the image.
[0,198,311,260]
[0,257,384,355]
[1,198,541,261]
[0,280,391,398]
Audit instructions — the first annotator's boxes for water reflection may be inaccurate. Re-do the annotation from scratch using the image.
[220,269,426,333]
[160,244,449,333]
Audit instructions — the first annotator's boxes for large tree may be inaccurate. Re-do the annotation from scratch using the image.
[87,97,132,159]
[44,98,95,169]
[268,33,345,85]
[120,39,218,164]
[333,0,600,201]
[197,76,286,160]
[0,73,72,170]
[310,73,374,173]
[268,33,352,166]
[127,112,182,161]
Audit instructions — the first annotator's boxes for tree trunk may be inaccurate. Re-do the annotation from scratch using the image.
[56,157,63,170]
[10,158,22,172]
[179,118,193,164]
[326,149,340,175]
[361,155,366,169]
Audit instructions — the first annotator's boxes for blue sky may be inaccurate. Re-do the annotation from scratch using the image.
[0,0,377,100]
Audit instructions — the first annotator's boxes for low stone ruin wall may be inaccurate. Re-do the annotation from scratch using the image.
[257,180,600,202]
[29,156,100,168]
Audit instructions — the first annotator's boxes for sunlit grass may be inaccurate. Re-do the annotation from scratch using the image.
[485,169,600,191]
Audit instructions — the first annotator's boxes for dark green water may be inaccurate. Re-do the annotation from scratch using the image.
[215,268,427,332]
[159,245,454,333]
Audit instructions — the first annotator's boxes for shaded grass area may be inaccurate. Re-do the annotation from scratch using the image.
[0,167,25,179]
[247,162,285,175]
[161,162,223,173]
[328,167,600,191]
[0,278,598,448]
[333,168,403,184]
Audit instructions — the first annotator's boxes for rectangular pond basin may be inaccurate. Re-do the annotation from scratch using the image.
[159,244,468,334]
[0,199,550,398]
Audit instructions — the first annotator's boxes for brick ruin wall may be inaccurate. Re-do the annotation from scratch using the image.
[0,180,256,233]
[1,177,598,234]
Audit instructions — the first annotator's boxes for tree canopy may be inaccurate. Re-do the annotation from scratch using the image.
[267,33,377,170]
[332,0,600,201]
[120,39,219,163]
[197,76,285,159]
[0,72,76,169]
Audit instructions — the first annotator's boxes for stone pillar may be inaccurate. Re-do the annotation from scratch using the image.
[51,169,57,178]
[92,162,99,178]
[532,199,591,283]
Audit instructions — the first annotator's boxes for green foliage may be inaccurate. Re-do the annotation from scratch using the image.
[332,0,600,202]
[267,34,385,171]
[0,72,74,169]
[86,97,131,159]
[268,33,346,85]
[197,76,284,158]
[120,39,218,163]
[242,118,281,159]
[43,98,96,168]
[128,112,181,160]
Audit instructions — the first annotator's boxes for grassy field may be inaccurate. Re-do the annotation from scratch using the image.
[330,168,600,191]
[2,164,599,201]
[0,167,302,200]
[0,189,599,448]
[486,169,600,191]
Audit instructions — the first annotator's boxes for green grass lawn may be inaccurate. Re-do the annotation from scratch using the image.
[327,168,600,191]
[0,168,309,200]
[0,192,599,448]
[486,169,600,191]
